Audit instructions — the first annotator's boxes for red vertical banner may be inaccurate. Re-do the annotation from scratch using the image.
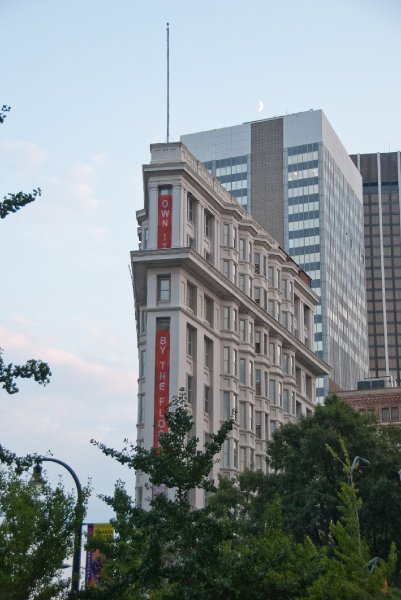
[154,329,170,447]
[157,189,172,249]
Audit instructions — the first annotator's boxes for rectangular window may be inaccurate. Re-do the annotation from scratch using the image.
[232,263,237,285]
[233,309,238,332]
[187,325,195,357]
[137,394,145,424]
[269,379,276,404]
[239,274,246,293]
[270,420,278,437]
[205,211,212,238]
[277,345,282,368]
[205,296,214,326]
[233,440,238,469]
[233,228,237,249]
[240,447,246,471]
[140,309,147,334]
[255,369,261,395]
[268,266,274,287]
[382,407,390,422]
[187,373,193,405]
[233,393,238,421]
[187,282,196,312]
[283,354,289,374]
[254,287,261,305]
[204,385,210,414]
[204,337,212,369]
[255,331,261,354]
[136,487,143,509]
[239,401,245,429]
[239,358,246,384]
[249,322,253,345]
[254,253,261,274]
[223,440,230,467]
[223,223,230,246]
[291,391,296,415]
[239,319,246,342]
[223,260,230,279]
[255,411,262,438]
[233,349,237,377]
[249,361,253,386]
[239,238,246,261]
[249,405,254,432]
[283,389,289,413]
[140,350,146,377]
[223,346,230,374]
[187,195,194,222]
[223,307,230,330]
[250,449,254,470]
[269,342,276,364]
[278,382,283,408]
[391,406,399,421]
[157,275,171,302]
[223,391,230,420]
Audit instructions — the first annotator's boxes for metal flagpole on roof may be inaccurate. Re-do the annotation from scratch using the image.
[166,22,170,143]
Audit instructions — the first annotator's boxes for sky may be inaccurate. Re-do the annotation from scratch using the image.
[1,0,401,526]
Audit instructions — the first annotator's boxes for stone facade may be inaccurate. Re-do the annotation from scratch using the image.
[131,142,329,509]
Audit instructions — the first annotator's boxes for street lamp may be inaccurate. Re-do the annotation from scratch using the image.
[32,457,84,596]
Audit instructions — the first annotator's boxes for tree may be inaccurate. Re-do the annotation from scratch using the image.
[80,390,234,599]
[0,187,42,219]
[0,105,10,124]
[1,106,51,388]
[266,395,401,558]
[0,348,51,394]
[0,464,78,600]
[302,443,398,599]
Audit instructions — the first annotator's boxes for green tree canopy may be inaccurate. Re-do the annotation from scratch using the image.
[0,465,77,600]
[266,395,401,558]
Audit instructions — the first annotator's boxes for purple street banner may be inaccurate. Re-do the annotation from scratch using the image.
[85,523,114,587]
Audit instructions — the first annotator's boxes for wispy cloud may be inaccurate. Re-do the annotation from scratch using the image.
[0,139,47,176]
[0,324,137,395]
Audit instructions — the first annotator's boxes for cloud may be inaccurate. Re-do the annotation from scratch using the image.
[0,139,47,176]
[0,324,137,395]
[86,225,110,241]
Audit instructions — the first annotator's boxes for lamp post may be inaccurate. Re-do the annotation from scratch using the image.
[32,457,84,596]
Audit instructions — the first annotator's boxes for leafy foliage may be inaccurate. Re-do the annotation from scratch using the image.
[266,395,401,557]
[0,465,77,600]
[0,348,51,394]
[91,389,233,502]
[1,105,42,218]
[0,188,42,219]
[303,443,397,599]
[0,105,11,124]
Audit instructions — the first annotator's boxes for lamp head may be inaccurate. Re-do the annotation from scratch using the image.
[30,462,46,491]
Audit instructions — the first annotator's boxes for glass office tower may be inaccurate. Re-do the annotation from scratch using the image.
[351,152,401,386]
[182,110,369,400]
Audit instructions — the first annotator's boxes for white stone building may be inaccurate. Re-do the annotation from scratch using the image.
[131,142,329,508]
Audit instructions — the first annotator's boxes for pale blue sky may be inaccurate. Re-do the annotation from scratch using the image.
[2,0,400,523]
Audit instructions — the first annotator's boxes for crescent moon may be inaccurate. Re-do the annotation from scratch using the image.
[258,100,264,113]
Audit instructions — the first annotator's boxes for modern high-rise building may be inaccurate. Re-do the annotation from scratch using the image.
[131,142,329,508]
[182,110,369,400]
[350,152,401,386]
